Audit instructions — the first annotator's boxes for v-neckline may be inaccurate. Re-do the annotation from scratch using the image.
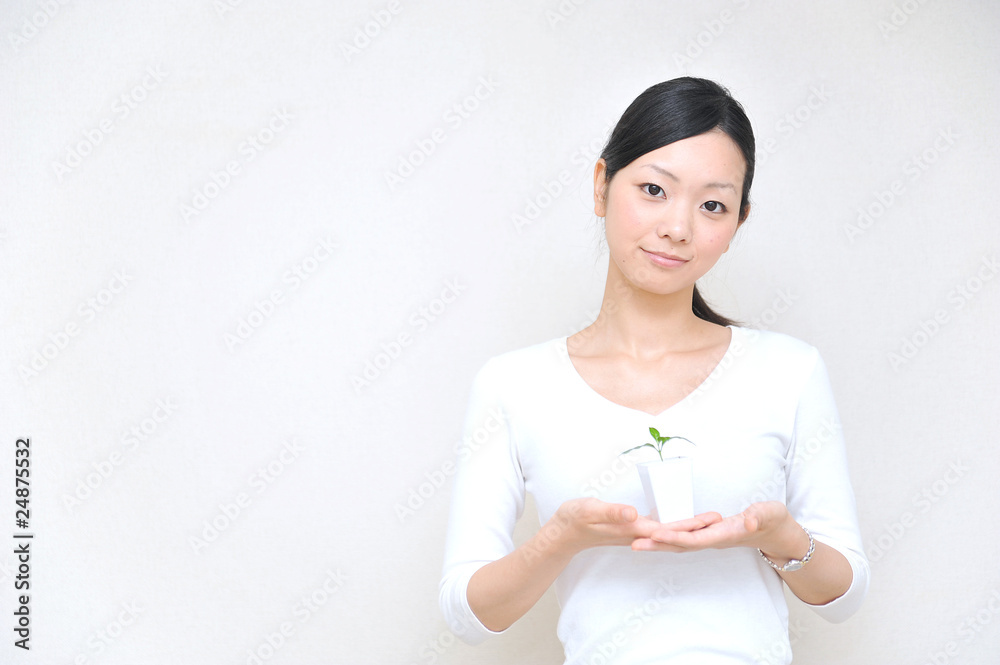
[559,325,740,418]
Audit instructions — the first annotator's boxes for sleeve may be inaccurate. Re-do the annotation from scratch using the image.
[783,348,870,623]
[438,357,526,644]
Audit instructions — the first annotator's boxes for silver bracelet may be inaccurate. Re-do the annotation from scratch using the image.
[758,526,814,572]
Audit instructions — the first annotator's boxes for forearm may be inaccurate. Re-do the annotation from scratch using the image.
[757,517,853,606]
[466,523,579,632]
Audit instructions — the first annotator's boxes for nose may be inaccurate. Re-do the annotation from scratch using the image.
[656,201,693,243]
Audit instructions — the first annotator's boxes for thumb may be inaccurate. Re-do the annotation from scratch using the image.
[743,509,760,534]
[613,504,638,523]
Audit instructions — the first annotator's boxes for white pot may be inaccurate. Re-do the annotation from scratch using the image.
[637,457,694,523]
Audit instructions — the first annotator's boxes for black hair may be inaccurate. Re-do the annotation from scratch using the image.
[598,77,755,327]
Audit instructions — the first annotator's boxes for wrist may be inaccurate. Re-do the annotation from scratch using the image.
[525,510,584,563]
[758,521,813,572]
[757,514,809,562]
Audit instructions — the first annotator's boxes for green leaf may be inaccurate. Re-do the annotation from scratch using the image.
[620,442,657,457]
[649,427,660,440]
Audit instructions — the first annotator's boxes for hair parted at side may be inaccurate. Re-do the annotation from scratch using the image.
[598,77,756,327]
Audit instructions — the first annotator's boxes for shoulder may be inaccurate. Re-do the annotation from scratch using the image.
[736,326,818,355]
[470,336,565,389]
[732,326,825,380]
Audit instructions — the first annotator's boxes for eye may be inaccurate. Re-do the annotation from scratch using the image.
[702,200,728,213]
[641,183,664,197]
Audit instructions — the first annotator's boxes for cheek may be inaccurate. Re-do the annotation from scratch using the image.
[703,226,737,251]
[605,200,645,259]
[612,197,646,231]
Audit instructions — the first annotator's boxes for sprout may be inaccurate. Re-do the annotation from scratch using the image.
[620,427,694,462]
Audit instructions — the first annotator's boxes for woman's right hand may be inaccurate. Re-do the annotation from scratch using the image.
[539,498,673,555]
[467,498,723,632]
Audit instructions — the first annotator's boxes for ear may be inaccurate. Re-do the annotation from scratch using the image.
[593,159,608,217]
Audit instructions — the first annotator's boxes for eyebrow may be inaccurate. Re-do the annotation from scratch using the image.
[641,164,737,193]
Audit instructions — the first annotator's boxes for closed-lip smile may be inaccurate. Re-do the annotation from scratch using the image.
[643,248,689,262]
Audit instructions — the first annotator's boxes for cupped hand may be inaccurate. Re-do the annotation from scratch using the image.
[546,497,663,553]
[631,501,791,553]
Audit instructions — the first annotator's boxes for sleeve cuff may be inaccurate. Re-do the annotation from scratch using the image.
[802,543,870,623]
[440,562,509,645]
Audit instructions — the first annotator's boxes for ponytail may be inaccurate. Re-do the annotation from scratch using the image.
[692,284,740,327]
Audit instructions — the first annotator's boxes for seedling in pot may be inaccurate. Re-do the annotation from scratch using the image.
[621,427,696,523]
[621,427,694,461]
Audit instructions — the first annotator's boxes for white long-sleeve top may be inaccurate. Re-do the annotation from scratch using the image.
[440,326,869,664]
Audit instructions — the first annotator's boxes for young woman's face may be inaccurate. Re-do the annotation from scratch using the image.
[595,129,747,297]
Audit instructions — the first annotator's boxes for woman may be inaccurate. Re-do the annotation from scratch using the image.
[440,77,868,664]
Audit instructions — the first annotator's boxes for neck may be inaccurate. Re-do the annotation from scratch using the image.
[571,259,716,360]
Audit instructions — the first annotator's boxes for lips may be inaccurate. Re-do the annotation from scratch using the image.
[643,249,689,267]
[645,249,688,261]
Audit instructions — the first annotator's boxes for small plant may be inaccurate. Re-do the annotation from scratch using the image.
[621,427,694,462]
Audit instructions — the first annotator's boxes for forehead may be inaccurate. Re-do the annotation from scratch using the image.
[629,130,746,187]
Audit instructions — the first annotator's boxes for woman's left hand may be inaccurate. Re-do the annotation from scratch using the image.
[631,500,795,553]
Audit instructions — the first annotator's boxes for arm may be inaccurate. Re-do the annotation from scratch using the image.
[754,510,853,605]
[634,349,869,620]
[439,359,524,644]
[779,348,870,620]
[634,502,852,605]
[468,498,664,632]
[440,359,663,640]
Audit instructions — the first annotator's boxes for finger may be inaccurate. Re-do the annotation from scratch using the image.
[632,537,684,553]
[649,517,730,545]
[656,512,722,532]
[602,503,637,524]
[694,511,724,526]
[649,529,687,545]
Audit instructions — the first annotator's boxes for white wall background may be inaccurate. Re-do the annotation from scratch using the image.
[2,1,998,663]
